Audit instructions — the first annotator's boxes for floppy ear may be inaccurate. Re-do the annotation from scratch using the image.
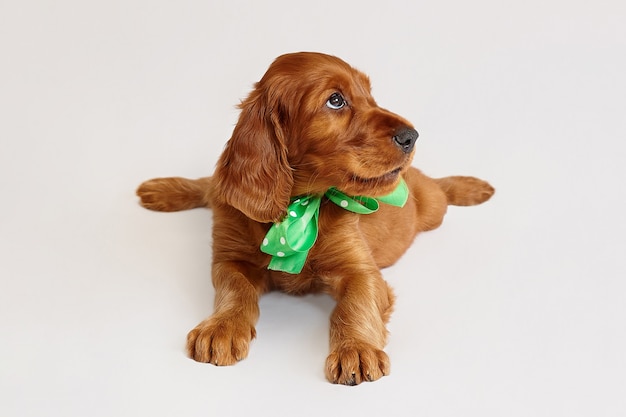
[213,86,293,223]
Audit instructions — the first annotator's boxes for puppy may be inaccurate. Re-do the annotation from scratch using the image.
[137,52,494,385]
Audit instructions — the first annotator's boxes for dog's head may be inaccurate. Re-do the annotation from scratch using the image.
[214,52,418,223]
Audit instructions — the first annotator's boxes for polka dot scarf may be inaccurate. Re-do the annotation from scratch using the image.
[261,179,409,274]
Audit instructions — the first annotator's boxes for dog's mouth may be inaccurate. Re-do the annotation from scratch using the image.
[343,167,405,197]
[352,167,402,185]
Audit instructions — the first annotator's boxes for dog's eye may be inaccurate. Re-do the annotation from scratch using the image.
[326,93,346,110]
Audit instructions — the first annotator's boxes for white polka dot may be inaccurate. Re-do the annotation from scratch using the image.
[301,200,309,206]
[293,199,300,204]
[280,237,286,245]
[277,251,285,257]
[340,200,349,208]
[262,238,269,246]
[289,211,297,217]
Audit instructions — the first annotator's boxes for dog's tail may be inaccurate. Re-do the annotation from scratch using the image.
[136,177,213,212]
[434,176,495,206]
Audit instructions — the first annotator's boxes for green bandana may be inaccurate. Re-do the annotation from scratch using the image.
[260,179,409,274]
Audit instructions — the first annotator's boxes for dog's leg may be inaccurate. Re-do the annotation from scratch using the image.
[136,177,213,212]
[435,176,495,206]
[403,168,495,233]
[186,261,265,366]
[320,251,395,385]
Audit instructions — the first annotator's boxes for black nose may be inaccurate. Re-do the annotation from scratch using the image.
[393,127,418,153]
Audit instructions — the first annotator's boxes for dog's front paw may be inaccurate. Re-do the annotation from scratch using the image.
[325,344,390,385]
[186,317,256,366]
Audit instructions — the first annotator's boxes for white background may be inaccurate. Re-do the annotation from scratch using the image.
[1,1,625,416]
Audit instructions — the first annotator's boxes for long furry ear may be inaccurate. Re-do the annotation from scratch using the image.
[213,86,293,223]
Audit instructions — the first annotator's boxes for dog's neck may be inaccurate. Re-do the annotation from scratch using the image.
[260,180,409,274]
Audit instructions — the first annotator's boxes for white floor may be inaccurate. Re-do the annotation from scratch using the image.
[2,1,625,416]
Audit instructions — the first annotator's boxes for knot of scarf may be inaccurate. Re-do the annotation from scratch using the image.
[260,179,409,274]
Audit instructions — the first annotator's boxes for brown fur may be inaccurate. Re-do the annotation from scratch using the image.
[136,52,494,385]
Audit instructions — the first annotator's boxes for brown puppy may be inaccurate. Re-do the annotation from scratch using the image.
[137,52,494,385]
